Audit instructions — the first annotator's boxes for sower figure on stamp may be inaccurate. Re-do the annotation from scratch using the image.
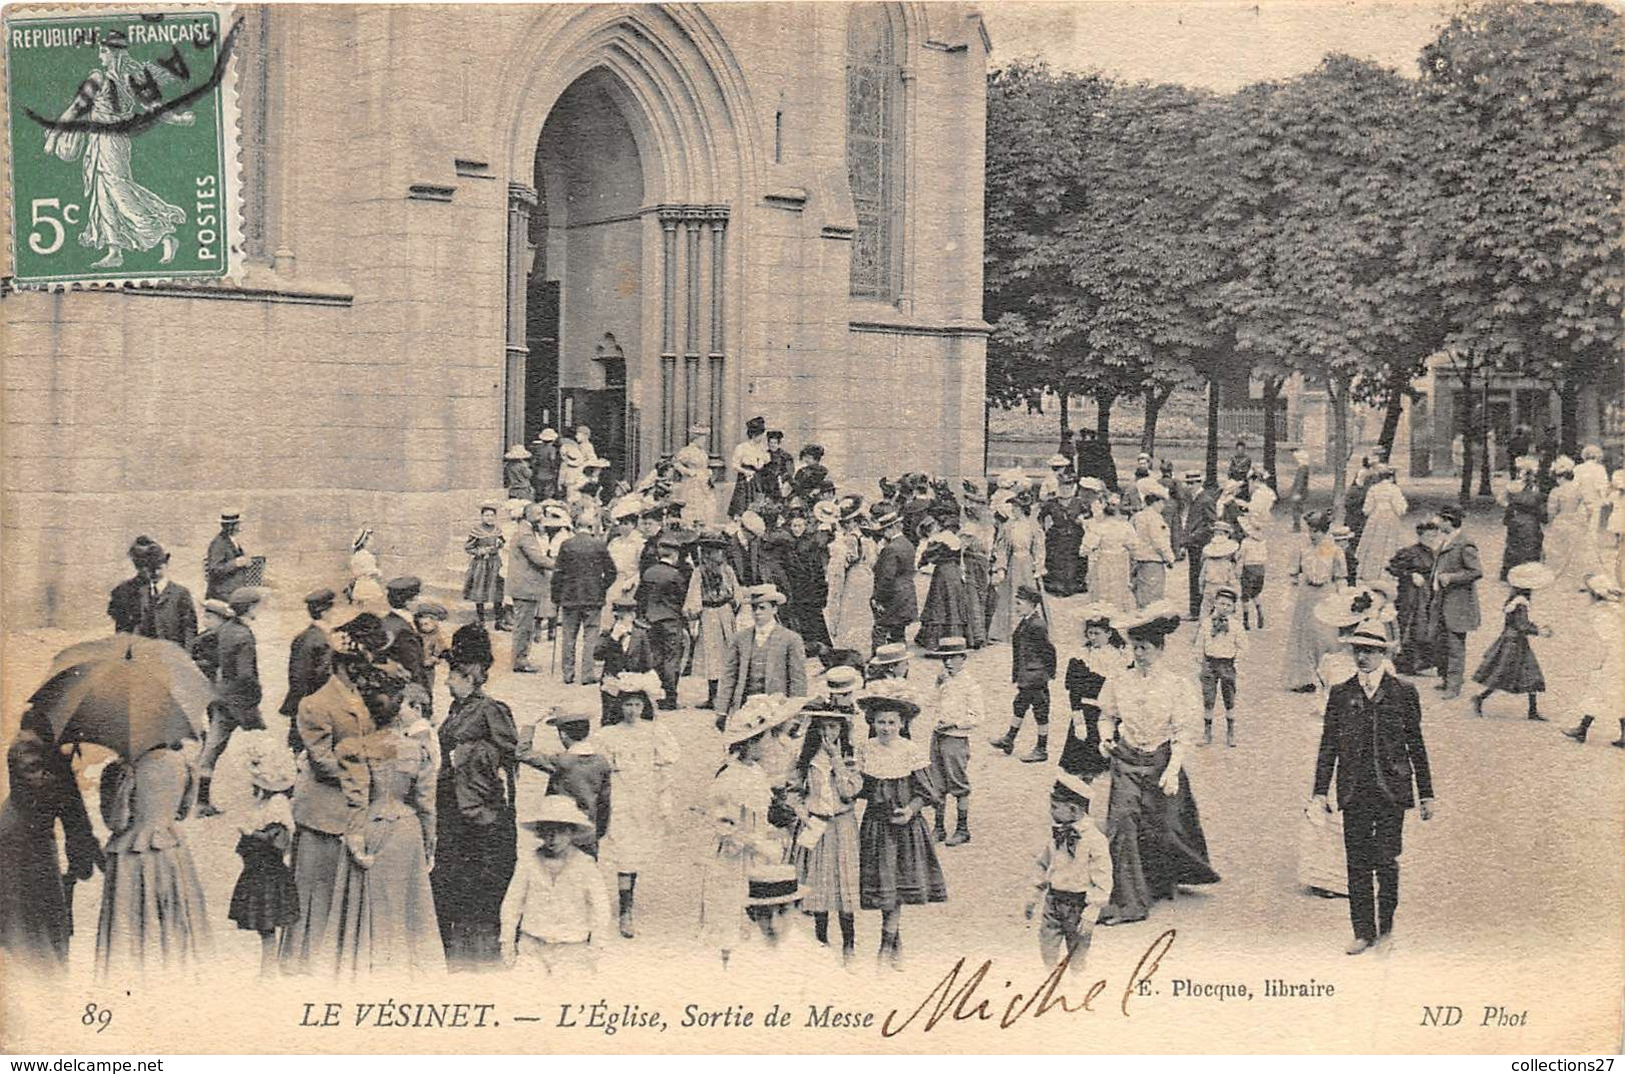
[1311,620,1436,955]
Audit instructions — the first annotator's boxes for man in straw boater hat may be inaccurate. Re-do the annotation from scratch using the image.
[1025,771,1113,975]
[499,796,612,975]
[922,637,982,846]
[205,506,255,603]
[196,586,268,818]
[1311,618,1436,955]
[716,584,808,731]
[108,535,198,646]
[1094,603,1220,926]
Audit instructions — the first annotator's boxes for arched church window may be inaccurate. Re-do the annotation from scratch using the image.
[846,3,904,301]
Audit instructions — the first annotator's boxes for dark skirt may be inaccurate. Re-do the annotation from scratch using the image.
[229,835,300,933]
[859,775,947,910]
[0,810,72,966]
[1394,588,1436,674]
[1473,630,1545,694]
[1500,517,1544,580]
[1044,520,1085,597]
[960,549,990,648]
[431,814,516,967]
[1102,741,1219,924]
[917,563,972,651]
[1062,658,1110,782]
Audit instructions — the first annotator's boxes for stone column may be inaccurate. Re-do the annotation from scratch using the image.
[706,206,729,464]
[505,182,538,453]
[683,206,706,449]
[658,206,682,457]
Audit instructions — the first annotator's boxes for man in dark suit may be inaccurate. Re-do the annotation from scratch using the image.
[1312,623,1436,955]
[990,585,1056,763]
[280,588,335,754]
[868,504,917,655]
[1183,475,1221,619]
[204,508,254,602]
[198,586,266,816]
[1428,504,1481,699]
[551,517,618,684]
[108,536,197,648]
[639,539,689,709]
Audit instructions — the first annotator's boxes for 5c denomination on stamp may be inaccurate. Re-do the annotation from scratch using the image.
[4,6,240,287]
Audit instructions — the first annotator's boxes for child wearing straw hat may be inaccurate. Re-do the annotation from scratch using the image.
[787,701,863,961]
[1470,562,1554,721]
[228,731,299,976]
[1199,531,1241,620]
[500,797,612,974]
[923,637,981,846]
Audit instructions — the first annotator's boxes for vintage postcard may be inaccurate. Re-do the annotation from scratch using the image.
[1,0,1621,1058]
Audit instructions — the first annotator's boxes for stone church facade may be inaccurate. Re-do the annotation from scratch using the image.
[3,3,990,627]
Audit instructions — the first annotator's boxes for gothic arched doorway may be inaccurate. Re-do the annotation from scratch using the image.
[523,69,645,493]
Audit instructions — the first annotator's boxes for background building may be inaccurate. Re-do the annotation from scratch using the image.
[3,3,991,628]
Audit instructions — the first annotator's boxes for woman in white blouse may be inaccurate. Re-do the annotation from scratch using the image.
[1095,604,1221,926]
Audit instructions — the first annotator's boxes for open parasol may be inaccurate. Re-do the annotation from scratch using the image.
[28,635,213,760]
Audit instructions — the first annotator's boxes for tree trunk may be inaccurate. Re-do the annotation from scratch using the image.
[1204,377,1221,486]
[1329,376,1349,526]
[1476,399,1494,497]
[1457,375,1475,504]
[1261,375,1281,491]
[983,397,991,478]
[1096,391,1115,443]
[1559,379,1581,458]
[1376,366,1408,463]
[1140,383,1173,456]
[1058,389,1071,448]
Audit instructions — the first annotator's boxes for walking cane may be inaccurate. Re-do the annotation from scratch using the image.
[549,618,560,676]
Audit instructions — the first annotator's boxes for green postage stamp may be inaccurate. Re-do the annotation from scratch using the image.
[4,6,239,287]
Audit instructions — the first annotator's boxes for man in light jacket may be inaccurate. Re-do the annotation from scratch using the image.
[509,503,553,674]
[716,585,808,729]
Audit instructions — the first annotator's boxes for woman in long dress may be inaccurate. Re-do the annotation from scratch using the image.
[1546,462,1603,589]
[347,528,385,610]
[915,526,971,650]
[44,44,187,268]
[1041,485,1087,597]
[1096,607,1220,926]
[1354,466,1409,583]
[959,501,992,648]
[320,692,442,977]
[1081,497,1137,613]
[95,742,212,973]
[1499,457,1546,579]
[1060,607,1127,793]
[431,625,518,970]
[830,513,875,652]
[1281,512,1347,691]
[0,718,101,970]
[686,539,742,710]
[986,504,1016,644]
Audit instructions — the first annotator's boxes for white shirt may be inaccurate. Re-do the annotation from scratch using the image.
[1100,662,1202,754]
[500,846,611,946]
[932,669,984,737]
[1031,817,1113,902]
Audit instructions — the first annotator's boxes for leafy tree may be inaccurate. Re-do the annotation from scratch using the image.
[1211,57,1447,516]
[1419,1,1624,460]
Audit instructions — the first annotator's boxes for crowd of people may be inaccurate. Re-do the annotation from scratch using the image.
[3,418,1623,980]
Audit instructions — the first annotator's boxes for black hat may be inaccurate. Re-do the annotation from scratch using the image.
[335,613,390,658]
[767,430,784,441]
[857,695,922,724]
[448,623,494,671]
[1437,504,1464,527]
[1050,776,1091,809]
[1015,583,1044,604]
[304,588,337,611]
[127,535,168,569]
[746,416,767,436]
[1122,606,1183,644]
[385,576,422,598]
[800,444,825,461]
